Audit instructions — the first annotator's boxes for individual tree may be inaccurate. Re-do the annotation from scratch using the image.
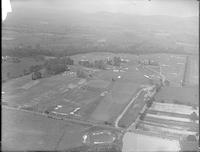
[32,71,42,80]
[44,58,66,75]
[94,60,106,69]
[113,56,121,66]
[30,65,42,73]
[140,113,145,120]
[146,100,153,108]
[106,59,112,65]
[65,57,74,65]
[189,112,198,122]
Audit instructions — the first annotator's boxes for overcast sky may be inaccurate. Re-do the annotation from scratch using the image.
[12,0,198,17]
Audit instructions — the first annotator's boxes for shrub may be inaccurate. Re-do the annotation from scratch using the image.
[140,113,145,120]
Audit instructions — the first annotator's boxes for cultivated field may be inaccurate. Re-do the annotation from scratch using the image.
[122,132,180,152]
[155,86,198,106]
[132,101,199,140]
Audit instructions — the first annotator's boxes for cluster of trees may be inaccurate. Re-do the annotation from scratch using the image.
[5,64,43,80]
[94,60,106,69]
[3,43,93,58]
[29,65,43,73]
[5,56,75,81]
[43,57,73,75]
[76,69,88,78]
[78,56,123,70]
[107,56,121,66]
[2,46,54,58]
[78,59,106,70]
[2,56,21,63]
[29,65,43,80]
[146,98,154,108]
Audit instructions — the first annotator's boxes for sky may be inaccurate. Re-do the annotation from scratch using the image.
[2,0,12,21]
[10,0,199,17]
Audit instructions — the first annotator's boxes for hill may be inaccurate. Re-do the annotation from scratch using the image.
[2,4,198,57]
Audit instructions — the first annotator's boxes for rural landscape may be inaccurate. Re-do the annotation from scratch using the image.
[2,0,199,151]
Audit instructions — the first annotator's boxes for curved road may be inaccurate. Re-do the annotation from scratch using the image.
[114,64,165,128]
[114,85,153,128]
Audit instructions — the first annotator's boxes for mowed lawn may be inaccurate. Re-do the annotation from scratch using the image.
[2,107,89,151]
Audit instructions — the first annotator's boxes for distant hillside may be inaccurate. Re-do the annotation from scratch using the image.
[2,5,198,56]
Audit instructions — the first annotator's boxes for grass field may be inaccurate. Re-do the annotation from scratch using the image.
[2,107,89,151]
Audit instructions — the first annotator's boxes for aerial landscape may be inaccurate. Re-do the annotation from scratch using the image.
[2,0,199,151]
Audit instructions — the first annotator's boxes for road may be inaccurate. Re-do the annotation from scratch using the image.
[114,64,161,129]
[2,105,122,132]
[114,85,153,128]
